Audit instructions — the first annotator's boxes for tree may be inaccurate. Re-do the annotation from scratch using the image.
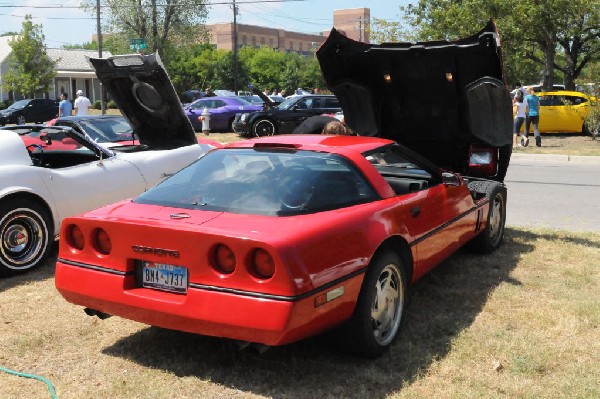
[401,0,600,90]
[82,0,209,57]
[2,15,56,99]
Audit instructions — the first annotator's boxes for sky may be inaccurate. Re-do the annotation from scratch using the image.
[0,0,412,48]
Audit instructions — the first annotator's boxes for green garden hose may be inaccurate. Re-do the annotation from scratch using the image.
[0,366,58,399]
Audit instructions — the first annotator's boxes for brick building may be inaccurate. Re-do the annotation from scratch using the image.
[207,7,370,55]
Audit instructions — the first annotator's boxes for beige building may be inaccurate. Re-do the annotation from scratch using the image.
[207,7,370,54]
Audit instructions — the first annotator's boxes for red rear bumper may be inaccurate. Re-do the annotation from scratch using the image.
[55,261,361,346]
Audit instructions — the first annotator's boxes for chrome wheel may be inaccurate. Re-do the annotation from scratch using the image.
[371,263,404,346]
[253,119,275,137]
[488,192,505,247]
[0,202,51,275]
[16,115,26,125]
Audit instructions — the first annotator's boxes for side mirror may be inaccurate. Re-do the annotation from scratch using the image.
[442,171,462,186]
[39,133,52,145]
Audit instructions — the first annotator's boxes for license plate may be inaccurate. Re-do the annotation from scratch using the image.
[141,262,188,294]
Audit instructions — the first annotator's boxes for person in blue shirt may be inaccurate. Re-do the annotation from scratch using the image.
[58,93,73,117]
[524,86,541,147]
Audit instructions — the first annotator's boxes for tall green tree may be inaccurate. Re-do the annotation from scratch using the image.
[82,0,209,57]
[2,15,56,99]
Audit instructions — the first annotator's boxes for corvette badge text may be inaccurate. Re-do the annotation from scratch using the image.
[132,245,180,258]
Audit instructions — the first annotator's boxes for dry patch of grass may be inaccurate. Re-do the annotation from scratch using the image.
[513,133,600,156]
[1,228,598,399]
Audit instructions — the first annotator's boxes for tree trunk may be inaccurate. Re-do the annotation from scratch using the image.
[542,41,555,91]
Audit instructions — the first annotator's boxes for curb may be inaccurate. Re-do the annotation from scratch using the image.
[510,153,600,164]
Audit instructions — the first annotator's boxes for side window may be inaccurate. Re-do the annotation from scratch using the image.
[192,100,210,110]
[310,98,322,109]
[324,98,340,108]
[539,96,555,106]
[563,95,586,105]
[214,100,226,108]
[295,98,309,109]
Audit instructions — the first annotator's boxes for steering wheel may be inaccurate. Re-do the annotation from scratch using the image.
[25,144,45,166]
[276,165,316,210]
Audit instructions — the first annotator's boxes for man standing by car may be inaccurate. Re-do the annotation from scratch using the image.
[524,86,541,147]
[58,93,72,117]
[74,90,91,116]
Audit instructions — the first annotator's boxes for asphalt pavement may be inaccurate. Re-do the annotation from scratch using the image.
[504,153,600,233]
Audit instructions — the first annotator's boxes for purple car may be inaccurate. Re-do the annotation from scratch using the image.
[184,96,263,132]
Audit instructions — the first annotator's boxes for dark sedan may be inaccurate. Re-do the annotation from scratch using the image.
[184,96,263,132]
[232,94,341,137]
[0,98,58,125]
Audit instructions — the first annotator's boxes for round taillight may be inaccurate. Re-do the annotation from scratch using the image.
[251,249,275,279]
[67,225,85,250]
[213,244,236,274]
[93,228,111,255]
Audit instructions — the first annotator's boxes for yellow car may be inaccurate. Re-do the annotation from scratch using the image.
[519,91,596,134]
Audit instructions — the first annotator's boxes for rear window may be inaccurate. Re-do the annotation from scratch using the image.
[135,148,378,215]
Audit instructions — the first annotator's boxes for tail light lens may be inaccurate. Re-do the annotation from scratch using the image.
[67,225,85,250]
[468,146,497,177]
[93,228,111,255]
[212,244,236,274]
[250,249,275,279]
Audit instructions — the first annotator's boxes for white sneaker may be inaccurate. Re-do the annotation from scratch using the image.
[521,136,529,147]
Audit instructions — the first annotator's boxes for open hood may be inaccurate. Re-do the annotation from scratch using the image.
[317,20,513,176]
[88,53,197,150]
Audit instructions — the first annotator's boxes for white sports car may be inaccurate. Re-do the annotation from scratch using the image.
[0,53,216,276]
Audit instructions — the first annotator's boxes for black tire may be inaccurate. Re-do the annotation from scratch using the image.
[16,115,26,125]
[337,251,408,357]
[467,180,507,253]
[253,118,276,137]
[0,198,53,276]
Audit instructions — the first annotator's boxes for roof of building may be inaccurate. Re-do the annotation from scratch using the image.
[0,35,17,64]
[0,37,113,71]
[46,48,113,71]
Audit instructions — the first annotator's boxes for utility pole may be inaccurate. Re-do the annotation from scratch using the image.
[232,0,239,94]
[96,0,106,114]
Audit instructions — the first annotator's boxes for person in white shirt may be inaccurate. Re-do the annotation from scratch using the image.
[74,90,91,115]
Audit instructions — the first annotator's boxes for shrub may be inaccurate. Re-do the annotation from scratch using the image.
[93,100,102,110]
[585,103,600,139]
[107,100,117,109]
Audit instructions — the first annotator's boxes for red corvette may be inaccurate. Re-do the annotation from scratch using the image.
[56,134,506,356]
[56,21,513,357]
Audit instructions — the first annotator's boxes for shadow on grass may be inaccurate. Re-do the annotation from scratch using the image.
[100,228,551,398]
[0,244,57,293]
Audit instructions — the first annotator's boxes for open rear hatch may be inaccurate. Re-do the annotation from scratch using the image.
[317,20,513,179]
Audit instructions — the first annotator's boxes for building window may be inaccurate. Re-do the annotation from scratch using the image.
[289,40,293,50]
[260,37,265,45]
[269,38,274,47]
[299,42,303,51]
[242,35,247,44]
[251,36,256,46]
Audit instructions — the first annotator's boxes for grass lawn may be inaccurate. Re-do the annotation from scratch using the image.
[0,227,598,398]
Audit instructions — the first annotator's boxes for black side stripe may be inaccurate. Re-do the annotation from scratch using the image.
[410,200,489,247]
[57,259,133,276]
[58,258,368,302]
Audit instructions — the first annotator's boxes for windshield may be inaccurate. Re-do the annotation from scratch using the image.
[78,117,136,143]
[135,148,377,216]
[7,100,30,110]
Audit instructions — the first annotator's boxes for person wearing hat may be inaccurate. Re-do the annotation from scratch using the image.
[74,89,91,116]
